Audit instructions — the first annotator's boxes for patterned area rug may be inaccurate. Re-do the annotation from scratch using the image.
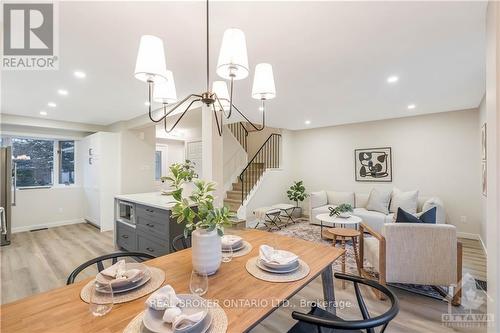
[267,221,446,301]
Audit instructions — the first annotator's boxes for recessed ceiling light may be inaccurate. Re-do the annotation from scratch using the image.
[145,101,151,106]
[387,76,399,84]
[57,89,68,95]
[47,102,56,107]
[407,104,416,110]
[258,106,264,112]
[74,70,86,78]
[305,120,311,125]
[40,111,47,116]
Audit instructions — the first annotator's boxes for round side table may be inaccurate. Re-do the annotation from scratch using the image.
[315,213,362,240]
[327,227,362,289]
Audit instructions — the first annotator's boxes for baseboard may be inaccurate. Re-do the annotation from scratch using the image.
[457,232,480,240]
[12,218,85,233]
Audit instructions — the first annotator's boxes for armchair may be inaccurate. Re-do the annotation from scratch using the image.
[359,222,462,306]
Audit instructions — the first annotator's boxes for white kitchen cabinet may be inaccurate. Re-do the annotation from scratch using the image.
[81,132,120,231]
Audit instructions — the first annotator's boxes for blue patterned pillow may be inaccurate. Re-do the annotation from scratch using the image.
[395,207,436,224]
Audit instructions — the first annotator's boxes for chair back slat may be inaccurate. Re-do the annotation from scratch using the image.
[96,261,105,272]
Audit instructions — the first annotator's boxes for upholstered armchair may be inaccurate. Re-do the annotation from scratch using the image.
[359,222,462,306]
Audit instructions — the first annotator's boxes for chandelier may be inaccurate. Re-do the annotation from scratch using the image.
[133,0,276,135]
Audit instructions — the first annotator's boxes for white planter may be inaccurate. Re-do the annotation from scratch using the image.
[191,228,222,275]
[339,212,352,218]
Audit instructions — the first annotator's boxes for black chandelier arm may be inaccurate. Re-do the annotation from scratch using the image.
[212,94,231,119]
[227,77,234,118]
[163,98,202,133]
[211,103,223,136]
[148,88,202,123]
[230,101,266,132]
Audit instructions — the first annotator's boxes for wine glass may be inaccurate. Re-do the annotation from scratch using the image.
[89,281,113,316]
[189,270,208,297]
[222,245,233,263]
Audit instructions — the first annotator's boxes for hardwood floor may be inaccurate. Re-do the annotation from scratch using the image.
[0,223,488,333]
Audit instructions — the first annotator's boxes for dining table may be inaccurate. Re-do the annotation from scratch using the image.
[0,229,344,333]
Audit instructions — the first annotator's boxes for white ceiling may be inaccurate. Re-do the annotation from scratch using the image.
[1,1,487,130]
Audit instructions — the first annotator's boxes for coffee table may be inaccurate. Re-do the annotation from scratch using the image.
[315,213,362,240]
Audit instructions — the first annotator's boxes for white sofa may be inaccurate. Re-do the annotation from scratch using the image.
[309,190,446,233]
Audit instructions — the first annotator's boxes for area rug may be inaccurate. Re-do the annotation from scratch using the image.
[268,221,447,301]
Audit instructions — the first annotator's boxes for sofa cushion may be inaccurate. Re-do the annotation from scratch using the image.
[309,191,327,209]
[365,189,391,215]
[389,188,419,214]
[355,193,369,208]
[422,197,446,224]
[326,191,355,206]
[310,205,336,225]
[396,207,437,224]
[353,208,386,234]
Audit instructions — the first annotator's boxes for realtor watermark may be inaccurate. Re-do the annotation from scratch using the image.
[2,2,59,70]
[442,273,494,328]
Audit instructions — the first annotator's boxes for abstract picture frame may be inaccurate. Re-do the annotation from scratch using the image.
[354,147,392,182]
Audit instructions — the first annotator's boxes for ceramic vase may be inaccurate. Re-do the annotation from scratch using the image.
[191,228,222,275]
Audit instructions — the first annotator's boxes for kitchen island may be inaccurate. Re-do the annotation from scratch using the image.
[114,192,185,257]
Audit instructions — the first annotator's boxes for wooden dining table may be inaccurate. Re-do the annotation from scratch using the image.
[1,229,344,333]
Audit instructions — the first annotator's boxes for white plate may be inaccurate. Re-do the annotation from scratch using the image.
[96,268,151,294]
[259,250,298,269]
[96,262,148,288]
[256,259,300,274]
[143,294,212,333]
[222,242,244,252]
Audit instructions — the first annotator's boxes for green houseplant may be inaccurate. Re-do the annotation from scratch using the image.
[329,203,354,218]
[164,162,232,275]
[287,180,308,207]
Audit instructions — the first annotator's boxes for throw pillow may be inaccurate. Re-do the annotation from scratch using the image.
[389,188,419,213]
[365,189,391,215]
[395,207,437,224]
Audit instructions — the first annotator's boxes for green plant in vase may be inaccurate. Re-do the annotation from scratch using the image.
[286,180,308,207]
[329,203,354,218]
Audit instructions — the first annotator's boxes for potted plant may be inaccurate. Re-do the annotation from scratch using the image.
[161,160,198,195]
[286,180,308,217]
[329,203,354,218]
[165,163,232,275]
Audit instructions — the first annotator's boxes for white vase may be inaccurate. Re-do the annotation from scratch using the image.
[191,228,222,275]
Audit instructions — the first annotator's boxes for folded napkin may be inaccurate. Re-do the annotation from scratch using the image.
[172,311,206,331]
[259,245,298,265]
[221,235,242,248]
[100,260,143,282]
[145,285,180,311]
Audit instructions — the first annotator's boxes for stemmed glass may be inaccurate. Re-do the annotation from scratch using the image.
[222,246,233,263]
[189,270,208,297]
[89,281,114,316]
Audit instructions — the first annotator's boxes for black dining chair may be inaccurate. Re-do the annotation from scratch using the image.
[66,252,155,285]
[171,234,192,252]
[288,273,399,333]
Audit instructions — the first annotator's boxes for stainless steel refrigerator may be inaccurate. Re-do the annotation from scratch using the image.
[0,146,13,246]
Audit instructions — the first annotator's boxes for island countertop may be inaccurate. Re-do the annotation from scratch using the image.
[115,192,177,210]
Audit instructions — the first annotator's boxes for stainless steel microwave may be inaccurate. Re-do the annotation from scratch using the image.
[117,200,135,225]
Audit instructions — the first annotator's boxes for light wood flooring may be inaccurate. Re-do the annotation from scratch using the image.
[0,223,488,333]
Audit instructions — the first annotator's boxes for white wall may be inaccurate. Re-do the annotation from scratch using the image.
[223,128,248,192]
[479,96,487,247]
[290,109,482,235]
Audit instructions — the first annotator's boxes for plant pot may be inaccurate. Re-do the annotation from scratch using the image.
[339,212,352,218]
[191,228,222,275]
[292,206,302,218]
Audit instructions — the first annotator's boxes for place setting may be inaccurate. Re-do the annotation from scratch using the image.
[245,244,310,283]
[221,234,252,259]
[123,279,228,333]
[80,259,165,306]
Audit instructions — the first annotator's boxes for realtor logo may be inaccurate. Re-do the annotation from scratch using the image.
[2,2,59,70]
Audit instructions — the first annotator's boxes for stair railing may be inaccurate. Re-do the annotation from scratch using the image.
[227,122,248,152]
[238,133,281,204]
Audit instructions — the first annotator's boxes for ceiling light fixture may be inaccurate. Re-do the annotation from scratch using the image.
[47,102,56,107]
[387,76,399,84]
[57,89,68,95]
[407,104,416,110]
[40,111,47,116]
[134,0,276,135]
[74,71,86,78]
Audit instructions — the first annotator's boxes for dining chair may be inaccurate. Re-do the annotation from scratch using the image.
[66,252,155,285]
[288,273,399,333]
[171,234,192,252]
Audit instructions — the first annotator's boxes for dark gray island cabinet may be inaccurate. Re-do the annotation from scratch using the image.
[114,193,185,257]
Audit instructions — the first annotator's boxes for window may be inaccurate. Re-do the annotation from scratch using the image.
[1,136,75,188]
[58,141,75,185]
[155,150,162,180]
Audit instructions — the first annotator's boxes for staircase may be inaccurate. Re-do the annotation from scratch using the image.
[227,122,248,152]
[223,130,281,213]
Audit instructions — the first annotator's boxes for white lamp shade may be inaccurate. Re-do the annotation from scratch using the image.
[216,28,249,80]
[153,71,178,104]
[134,35,168,82]
[212,81,230,109]
[252,63,276,100]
